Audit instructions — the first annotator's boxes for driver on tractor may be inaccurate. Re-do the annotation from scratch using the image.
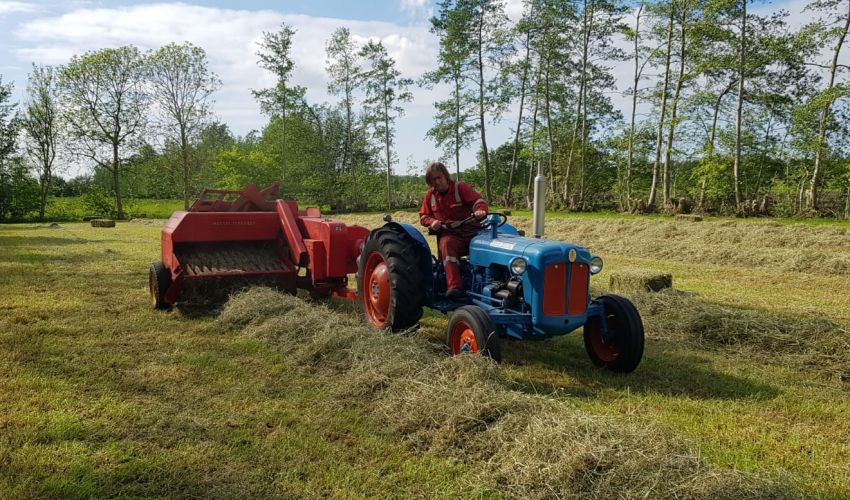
[419,162,488,299]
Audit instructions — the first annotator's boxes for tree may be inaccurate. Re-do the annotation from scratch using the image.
[20,65,61,220]
[253,23,305,186]
[504,1,536,206]
[0,76,17,169]
[148,42,221,209]
[0,76,37,221]
[647,1,675,209]
[359,40,413,210]
[425,0,478,176]
[326,27,361,178]
[623,1,651,211]
[60,46,148,219]
[805,0,849,210]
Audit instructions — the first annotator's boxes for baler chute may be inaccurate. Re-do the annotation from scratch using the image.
[149,184,369,308]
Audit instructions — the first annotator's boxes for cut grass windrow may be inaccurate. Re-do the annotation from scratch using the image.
[219,288,798,499]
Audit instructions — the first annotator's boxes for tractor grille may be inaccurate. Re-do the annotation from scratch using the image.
[567,263,589,315]
[542,262,589,316]
[175,241,290,277]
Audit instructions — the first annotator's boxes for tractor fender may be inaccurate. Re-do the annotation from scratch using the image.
[381,222,430,251]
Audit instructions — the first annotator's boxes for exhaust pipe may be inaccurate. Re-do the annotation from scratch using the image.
[532,162,545,238]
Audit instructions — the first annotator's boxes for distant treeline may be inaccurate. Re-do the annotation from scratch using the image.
[0,0,848,221]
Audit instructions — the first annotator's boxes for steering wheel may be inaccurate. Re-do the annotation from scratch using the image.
[484,212,508,228]
[445,212,509,230]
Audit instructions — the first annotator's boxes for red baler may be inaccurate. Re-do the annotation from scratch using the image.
[149,184,369,308]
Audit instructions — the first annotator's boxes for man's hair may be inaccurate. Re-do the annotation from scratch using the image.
[425,162,453,188]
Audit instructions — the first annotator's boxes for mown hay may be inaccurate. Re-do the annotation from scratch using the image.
[632,289,850,381]
[217,288,797,498]
[341,212,850,277]
[609,269,673,293]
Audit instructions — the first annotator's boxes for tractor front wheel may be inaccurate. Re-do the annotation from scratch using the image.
[583,294,644,373]
[356,227,426,331]
[149,261,172,310]
[446,306,501,362]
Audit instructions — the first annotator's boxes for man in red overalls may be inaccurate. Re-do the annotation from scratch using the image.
[419,162,488,299]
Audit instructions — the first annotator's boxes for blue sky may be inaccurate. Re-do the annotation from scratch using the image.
[0,0,816,179]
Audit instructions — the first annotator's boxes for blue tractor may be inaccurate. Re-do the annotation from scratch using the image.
[356,211,645,372]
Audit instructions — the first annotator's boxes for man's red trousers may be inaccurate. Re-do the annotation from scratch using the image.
[439,234,471,291]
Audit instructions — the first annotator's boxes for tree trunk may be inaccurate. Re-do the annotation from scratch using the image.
[662,2,687,209]
[384,86,392,211]
[477,10,492,202]
[733,0,747,208]
[113,142,124,219]
[455,73,462,178]
[698,84,732,210]
[808,1,849,211]
[577,0,594,210]
[181,124,190,210]
[527,63,542,209]
[648,5,674,209]
[39,173,48,220]
[507,28,532,206]
[625,3,645,213]
[545,58,557,193]
[281,82,287,187]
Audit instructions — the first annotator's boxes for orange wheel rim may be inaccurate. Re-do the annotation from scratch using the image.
[589,315,619,362]
[450,320,479,355]
[363,251,391,327]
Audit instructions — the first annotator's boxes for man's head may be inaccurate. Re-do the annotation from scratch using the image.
[425,162,452,193]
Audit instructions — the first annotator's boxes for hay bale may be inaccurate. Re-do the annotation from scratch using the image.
[675,213,703,222]
[609,269,672,294]
[90,218,115,228]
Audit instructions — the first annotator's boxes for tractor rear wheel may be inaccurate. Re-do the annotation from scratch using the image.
[583,294,644,373]
[446,305,501,362]
[357,226,426,331]
[149,261,172,310]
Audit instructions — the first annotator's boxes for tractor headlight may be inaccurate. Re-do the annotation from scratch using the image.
[589,256,604,275]
[509,257,527,276]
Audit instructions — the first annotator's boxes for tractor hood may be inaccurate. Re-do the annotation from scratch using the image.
[468,231,595,271]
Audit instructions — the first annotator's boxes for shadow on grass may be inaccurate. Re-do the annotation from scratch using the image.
[503,337,780,401]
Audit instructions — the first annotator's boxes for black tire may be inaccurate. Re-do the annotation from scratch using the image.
[356,226,427,331]
[446,305,502,362]
[149,261,172,310]
[583,294,644,373]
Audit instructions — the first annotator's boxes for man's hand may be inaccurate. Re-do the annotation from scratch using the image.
[473,209,487,220]
[430,220,444,231]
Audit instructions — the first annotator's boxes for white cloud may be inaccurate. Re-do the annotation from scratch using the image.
[400,0,427,13]
[12,1,441,162]
[0,1,37,15]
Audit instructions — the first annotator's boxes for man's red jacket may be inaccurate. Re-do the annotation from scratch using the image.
[419,180,488,238]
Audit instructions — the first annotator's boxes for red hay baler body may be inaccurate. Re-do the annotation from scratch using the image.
[150,184,369,308]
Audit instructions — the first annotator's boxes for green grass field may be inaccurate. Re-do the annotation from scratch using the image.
[2,211,849,497]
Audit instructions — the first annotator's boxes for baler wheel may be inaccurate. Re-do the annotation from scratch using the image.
[446,306,501,362]
[357,226,426,331]
[583,294,644,373]
[149,261,172,310]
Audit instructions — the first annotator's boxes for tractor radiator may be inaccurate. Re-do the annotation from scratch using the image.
[542,262,589,316]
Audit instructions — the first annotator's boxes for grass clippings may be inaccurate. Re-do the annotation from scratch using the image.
[631,289,850,382]
[219,287,797,499]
